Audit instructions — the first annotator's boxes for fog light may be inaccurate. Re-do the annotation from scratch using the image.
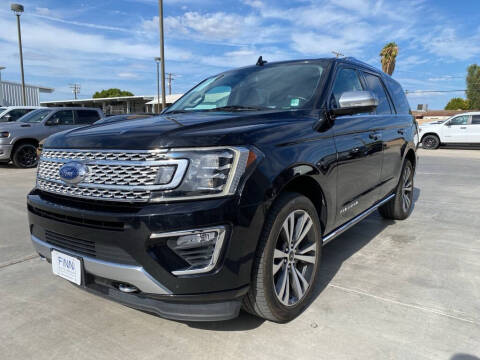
[160,227,226,275]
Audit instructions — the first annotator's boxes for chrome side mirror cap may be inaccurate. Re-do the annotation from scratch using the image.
[333,91,379,116]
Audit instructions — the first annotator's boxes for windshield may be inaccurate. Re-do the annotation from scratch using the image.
[19,109,53,123]
[166,62,326,114]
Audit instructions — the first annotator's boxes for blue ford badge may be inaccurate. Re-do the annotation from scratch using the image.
[59,161,88,184]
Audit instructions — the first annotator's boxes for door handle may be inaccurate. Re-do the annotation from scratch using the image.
[460,127,467,129]
[369,133,381,140]
[398,129,405,135]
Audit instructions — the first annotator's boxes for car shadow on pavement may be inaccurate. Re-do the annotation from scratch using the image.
[450,355,480,360]
[187,187,421,331]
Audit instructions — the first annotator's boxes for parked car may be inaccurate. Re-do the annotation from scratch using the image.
[94,113,152,125]
[419,112,480,149]
[0,107,103,168]
[28,57,417,322]
[0,106,44,122]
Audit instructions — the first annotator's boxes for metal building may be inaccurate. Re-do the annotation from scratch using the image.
[0,80,54,106]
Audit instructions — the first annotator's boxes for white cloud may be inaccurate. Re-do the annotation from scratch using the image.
[425,27,480,60]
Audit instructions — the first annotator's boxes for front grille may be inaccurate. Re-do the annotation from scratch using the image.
[45,230,137,265]
[41,149,168,162]
[37,149,186,202]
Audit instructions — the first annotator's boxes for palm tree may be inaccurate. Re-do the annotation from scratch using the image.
[380,42,399,75]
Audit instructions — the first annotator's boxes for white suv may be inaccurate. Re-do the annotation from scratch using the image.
[419,112,480,149]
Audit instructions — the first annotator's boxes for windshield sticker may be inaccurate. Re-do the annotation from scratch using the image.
[290,98,300,107]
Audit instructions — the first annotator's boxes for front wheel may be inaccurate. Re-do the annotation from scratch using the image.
[379,160,414,220]
[422,134,440,149]
[12,143,38,168]
[243,192,322,322]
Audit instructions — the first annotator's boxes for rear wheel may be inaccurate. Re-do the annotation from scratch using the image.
[243,192,322,322]
[12,143,38,168]
[379,160,414,220]
[422,134,440,149]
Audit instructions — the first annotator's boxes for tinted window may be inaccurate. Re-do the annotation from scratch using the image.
[331,68,363,108]
[76,110,100,124]
[384,76,410,114]
[472,115,480,124]
[449,115,469,125]
[51,110,74,125]
[362,73,392,115]
[3,109,31,121]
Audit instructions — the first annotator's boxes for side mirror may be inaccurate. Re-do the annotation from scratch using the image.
[46,117,60,126]
[332,91,378,116]
[4,114,12,121]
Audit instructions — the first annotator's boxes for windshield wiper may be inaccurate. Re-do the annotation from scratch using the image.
[163,109,191,114]
[206,105,267,112]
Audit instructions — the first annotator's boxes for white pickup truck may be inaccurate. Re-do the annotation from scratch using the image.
[419,112,480,149]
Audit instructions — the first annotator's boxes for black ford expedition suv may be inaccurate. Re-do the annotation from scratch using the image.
[28,57,417,322]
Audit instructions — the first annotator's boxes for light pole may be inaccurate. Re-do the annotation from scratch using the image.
[11,3,26,106]
[158,0,166,110]
[0,66,5,106]
[154,57,161,114]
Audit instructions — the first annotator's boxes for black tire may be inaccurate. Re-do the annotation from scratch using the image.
[422,134,440,149]
[12,143,38,168]
[243,192,322,323]
[379,160,414,220]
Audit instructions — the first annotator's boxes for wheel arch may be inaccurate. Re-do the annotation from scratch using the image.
[420,131,441,144]
[11,138,40,159]
[268,164,329,235]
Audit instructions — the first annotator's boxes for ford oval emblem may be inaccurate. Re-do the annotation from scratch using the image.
[59,161,88,185]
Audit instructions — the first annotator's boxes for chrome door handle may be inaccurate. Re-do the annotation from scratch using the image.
[369,133,381,140]
[460,127,467,129]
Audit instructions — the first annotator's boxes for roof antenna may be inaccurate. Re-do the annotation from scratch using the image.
[256,56,268,66]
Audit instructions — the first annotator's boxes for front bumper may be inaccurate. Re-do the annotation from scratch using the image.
[27,190,265,321]
[0,144,12,160]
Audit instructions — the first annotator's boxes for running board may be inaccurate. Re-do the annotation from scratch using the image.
[322,194,395,245]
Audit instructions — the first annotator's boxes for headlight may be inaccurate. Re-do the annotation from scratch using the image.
[0,131,9,138]
[150,146,256,202]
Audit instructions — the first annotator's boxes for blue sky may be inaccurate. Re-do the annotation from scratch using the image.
[0,0,478,109]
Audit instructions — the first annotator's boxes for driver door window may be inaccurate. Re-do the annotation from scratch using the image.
[51,110,74,125]
[331,68,364,108]
[448,115,469,126]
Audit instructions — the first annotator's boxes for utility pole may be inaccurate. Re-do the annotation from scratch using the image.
[0,66,5,107]
[158,0,166,110]
[69,83,80,100]
[11,4,26,105]
[332,51,344,58]
[166,73,177,95]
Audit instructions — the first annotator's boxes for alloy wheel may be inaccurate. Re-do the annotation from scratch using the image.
[272,210,317,306]
[401,165,413,213]
[17,146,38,167]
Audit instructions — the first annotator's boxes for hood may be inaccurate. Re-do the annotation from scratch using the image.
[45,110,319,149]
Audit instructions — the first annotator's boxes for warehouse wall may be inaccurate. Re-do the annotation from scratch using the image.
[0,81,40,106]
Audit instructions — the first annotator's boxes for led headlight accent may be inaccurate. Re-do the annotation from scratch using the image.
[150,147,250,202]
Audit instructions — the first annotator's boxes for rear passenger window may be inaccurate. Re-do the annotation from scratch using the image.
[362,73,392,115]
[472,115,480,124]
[331,68,363,108]
[76,110,100,124]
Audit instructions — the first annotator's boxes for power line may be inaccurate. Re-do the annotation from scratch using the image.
[69,83,80,100]
[166,73,179,95]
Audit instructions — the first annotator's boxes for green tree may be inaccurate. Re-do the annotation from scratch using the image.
[92,88,134,98]
[466,64,480,109]
[445,97,470,110]
[380,42,399,76]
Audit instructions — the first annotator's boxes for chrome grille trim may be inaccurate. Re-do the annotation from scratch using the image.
[37,149,188,202]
